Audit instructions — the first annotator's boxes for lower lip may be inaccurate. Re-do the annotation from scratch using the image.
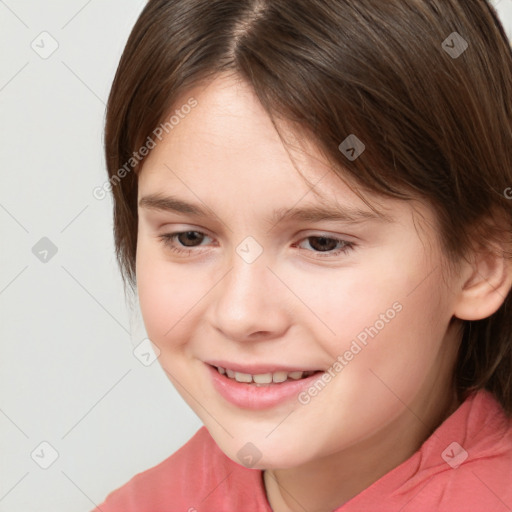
[207,364,324,410]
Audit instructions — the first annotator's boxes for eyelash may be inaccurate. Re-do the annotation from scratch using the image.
[157,231,356,259]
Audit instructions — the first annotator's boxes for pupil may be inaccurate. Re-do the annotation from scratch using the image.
[179,231,203,247]
[311,237,336,252]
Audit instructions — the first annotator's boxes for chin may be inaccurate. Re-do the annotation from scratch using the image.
[212,431,314,471]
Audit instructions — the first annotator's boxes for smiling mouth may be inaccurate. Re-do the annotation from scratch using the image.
[212,365,323,385]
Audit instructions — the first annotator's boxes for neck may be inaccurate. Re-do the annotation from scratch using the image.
[263,326,463,512]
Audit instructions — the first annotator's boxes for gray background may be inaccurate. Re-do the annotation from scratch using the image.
[0,1,511,511]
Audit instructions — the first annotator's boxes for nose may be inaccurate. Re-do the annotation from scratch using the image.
[209,250,291,343]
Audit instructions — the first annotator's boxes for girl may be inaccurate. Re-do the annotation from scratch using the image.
[94,1,512,510]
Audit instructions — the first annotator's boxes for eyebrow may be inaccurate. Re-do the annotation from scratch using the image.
[138,193,393,225]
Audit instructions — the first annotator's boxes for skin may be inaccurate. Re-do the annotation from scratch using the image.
[135,72,512,512]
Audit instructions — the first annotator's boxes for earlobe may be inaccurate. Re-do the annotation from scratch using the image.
[453,247,512,321]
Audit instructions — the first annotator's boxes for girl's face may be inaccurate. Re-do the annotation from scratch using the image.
[136,73,463,470]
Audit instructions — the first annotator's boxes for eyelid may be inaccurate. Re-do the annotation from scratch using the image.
[157,227,357,245]
[299,229,357,240]
[158,228,357,260]
[157,224,215,238]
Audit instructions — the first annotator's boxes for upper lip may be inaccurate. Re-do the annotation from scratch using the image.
[205,360,322,374]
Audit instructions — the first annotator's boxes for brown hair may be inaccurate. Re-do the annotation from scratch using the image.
[104,0,512,413]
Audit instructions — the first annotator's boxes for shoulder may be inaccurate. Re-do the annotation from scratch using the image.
[348,390,512,512]
[93,426,248,512]
[400,390,512,511]
[431,412,512,510]
[410,445,512,512]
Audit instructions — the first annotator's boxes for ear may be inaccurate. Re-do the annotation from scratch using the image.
[453,243,512,321]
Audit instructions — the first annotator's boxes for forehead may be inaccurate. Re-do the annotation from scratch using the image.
[140,75,355,202]
[143,73,309,178]
[137,73,433,232]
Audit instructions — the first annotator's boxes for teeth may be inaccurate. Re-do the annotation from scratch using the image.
[234,372,252,383]
[253,373,273,384]
[272,371,288,383]
[217,366,316,384]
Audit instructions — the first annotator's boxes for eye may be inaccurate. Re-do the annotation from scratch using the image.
[158,231,356,259]
[295,235,355,258]
[158,231,212,256]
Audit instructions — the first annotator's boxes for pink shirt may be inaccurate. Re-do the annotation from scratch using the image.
[93,390,512,511]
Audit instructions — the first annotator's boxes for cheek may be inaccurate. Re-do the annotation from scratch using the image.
[136,246,205,347]
[292,258,447,372]
[322,273,450,402]
[286,263,408,344]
